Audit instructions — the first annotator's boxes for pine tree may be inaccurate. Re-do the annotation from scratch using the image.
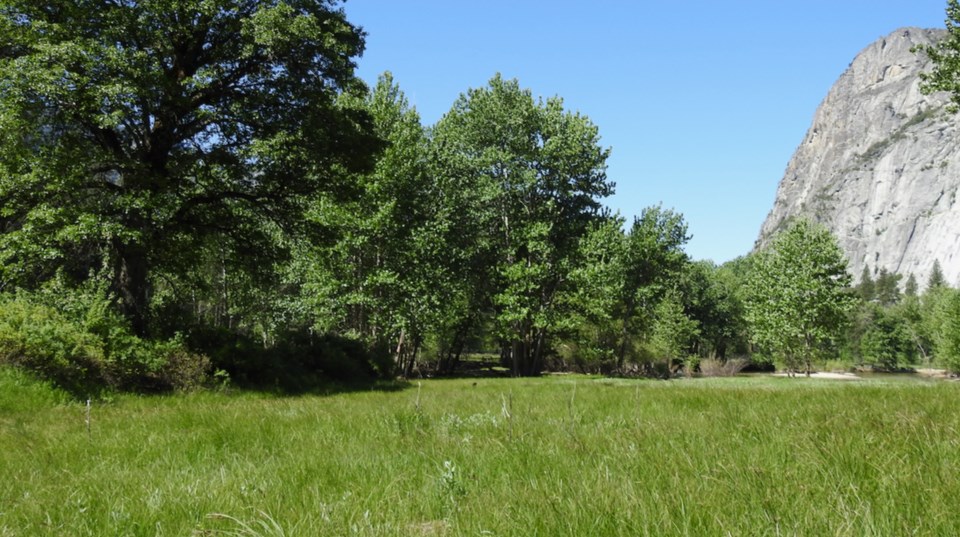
[928,260,947,291]
[858,265,876,302]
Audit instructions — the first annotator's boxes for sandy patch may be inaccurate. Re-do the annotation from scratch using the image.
[915,368,949,378]
[772,372,861,380]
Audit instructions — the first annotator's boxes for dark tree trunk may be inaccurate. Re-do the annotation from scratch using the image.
[617,301,636,373]
[511,327,542,377]
[531,329,547,375]
[436,317,472,375]
[394,329,407,376]
[113,241,151,337]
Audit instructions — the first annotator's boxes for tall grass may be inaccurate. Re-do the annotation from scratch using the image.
[2,368,959,535]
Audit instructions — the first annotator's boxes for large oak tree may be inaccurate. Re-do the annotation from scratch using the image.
[0,0,380,334]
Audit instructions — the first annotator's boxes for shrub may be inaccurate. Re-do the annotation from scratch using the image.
[185,326,264,386]
[699,357,750,377]
[0,290,210,396]
[275,330,392,384]
[555,340,618,374]
[112,335,212,393]
[190,325,393,391]
[0,296,107,396]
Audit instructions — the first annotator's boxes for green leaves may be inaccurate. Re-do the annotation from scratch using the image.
[745,220,856,372]
[0,0,378,332]
[298,72,438,374]
[432,74,613,375]
[916,0,960,112]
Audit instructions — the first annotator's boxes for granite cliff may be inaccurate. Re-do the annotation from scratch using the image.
[757,27,960,288]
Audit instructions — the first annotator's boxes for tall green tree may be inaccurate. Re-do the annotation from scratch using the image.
[432,75,613,376]
[858,265,876,302]
[931,288,960,372]
[928,260,948,290]
[0,0,379,334]
[648,289,700,373]
[905,273,919,297]
[303,72,441,375]
[916,0,960,111]
[679,259,750,360]
[874,268,903,306]
[860,305,916,370]
[745,220,857,375]
[562,215,627,372]
[562,209,706,375]
[898,290,932,364]
[617,206,690,370]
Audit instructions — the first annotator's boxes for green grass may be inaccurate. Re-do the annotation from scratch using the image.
[2,368,960,536]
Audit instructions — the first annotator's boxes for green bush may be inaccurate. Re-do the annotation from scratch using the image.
[0,290,210,396]
[932,289,960,373]
[188,325,392,391]
[151,338,213,392]
[860,307,916,371]
[185,326,264,385]
[0,297,106,396]
[270,330,393,385]
[556,339,619,374]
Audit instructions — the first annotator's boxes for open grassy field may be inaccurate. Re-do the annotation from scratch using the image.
[2,368,959,536]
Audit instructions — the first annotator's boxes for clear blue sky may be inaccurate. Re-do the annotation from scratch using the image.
[342,1,949,263]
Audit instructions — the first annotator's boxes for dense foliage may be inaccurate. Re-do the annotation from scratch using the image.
[430,75,614,376]
[744,220,857,374]
[917,0,960,110]
[0,0,381,335]
[2,1,960,394]
[0,279,209,396]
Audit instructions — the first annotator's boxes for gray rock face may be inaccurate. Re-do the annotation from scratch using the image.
[757,27,960,288]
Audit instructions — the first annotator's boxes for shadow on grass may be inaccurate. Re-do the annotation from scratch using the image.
[226,377,415,398]
[425,357,514,380]
[1,363,415,402]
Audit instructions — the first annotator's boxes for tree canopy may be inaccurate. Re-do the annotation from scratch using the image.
[0,0,380,333]
[4,3,960,390]
[432,74,613,376]
[917,0,960,111]
[745,220,857,375]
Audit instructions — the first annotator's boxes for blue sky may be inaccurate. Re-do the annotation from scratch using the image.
[342,1,949,263]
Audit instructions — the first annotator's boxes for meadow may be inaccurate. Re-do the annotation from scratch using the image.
[2,368,959,536]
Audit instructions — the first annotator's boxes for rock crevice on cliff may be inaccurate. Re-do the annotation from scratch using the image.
[757,27,960,287]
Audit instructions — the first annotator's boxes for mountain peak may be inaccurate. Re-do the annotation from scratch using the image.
[757,27,959,288]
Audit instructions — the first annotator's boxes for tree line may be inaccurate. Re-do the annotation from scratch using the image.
[1,1,960,395]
